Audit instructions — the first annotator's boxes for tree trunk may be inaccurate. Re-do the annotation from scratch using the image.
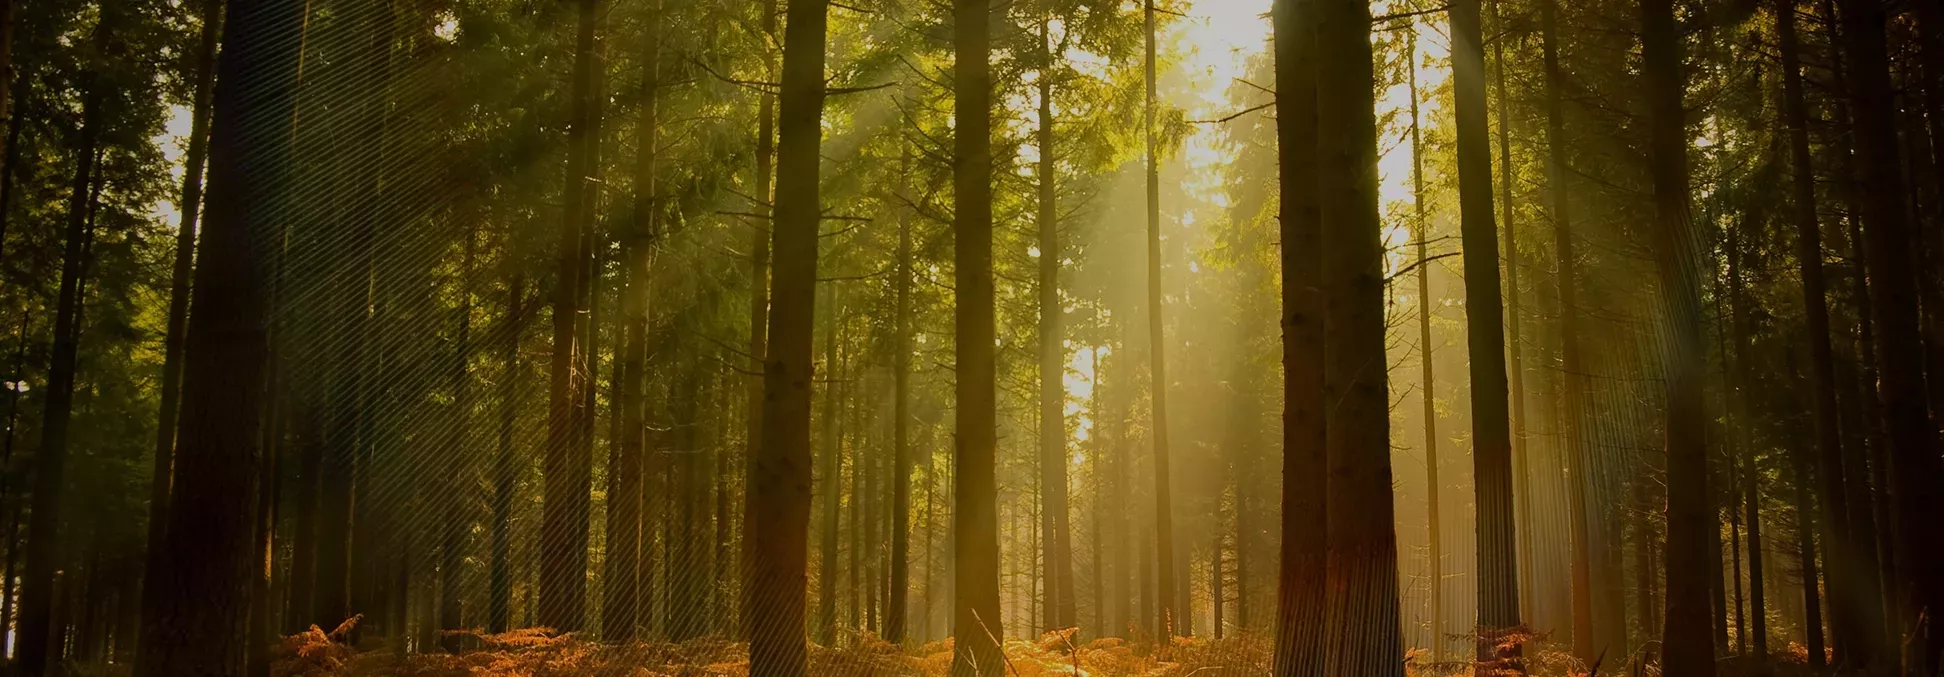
[740,0,777,644]
[952,0,1003,671]
[1839,0,1944,668]
[1405,41,1443,666]
[1488,0,1533,628]
[1727,220,1768,660]
[604,2,657,641]
[139,0,221,645]
[1777,0,1868,663]
[134,0,301,660]
[886,145,912,646]
[1036,16,1075,636]
[1451,0,1522,659]
[748,0,825,667]
[1538,0,1597,662]
[1782,354,1826,667]
[1640,0,1715,669]
[1141,0,1177,639]
[440,214,478,652]
[1316,0,1404,667]
[817,293,841,647]
[490,273,524,633]
[18,27,106,674]
[1270,0,1326,670]
[539,0,602,632]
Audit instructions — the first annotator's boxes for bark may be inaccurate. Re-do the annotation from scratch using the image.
[1838,0,1944,663]
[1451,0,1522,660]
[1728,221,1768,659]
[952,0,1004,671]
[1489,0,1533,627]
[1035,17,1075,635]
[1316,0,1403,667]
[440,215,478,652]
[1142,0,1177,639]
[1640,0,1715,669]
[539,0,602,631]
[817,295,840,647]
[489,273,524,633]
[740,0,776,644]
[1406,42,1443,666]
[1777,0,1868,663]
[133,0,300,661]
[139,0,221,642]
[1270,0,1326,669]
[1783,354,1826,667]
[748,0,825,667]
[886,146,912,645]
[18,24,106,673]
[604,2,657,641]
[1538,0,1597,661]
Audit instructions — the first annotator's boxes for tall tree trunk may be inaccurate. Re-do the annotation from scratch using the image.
[1539,0,1597,661]
[1640,0,1715,669]
[440,215,478,652]
[139,0,221,645]
[1405,41,1443,666]
[605,1,657,641]
[1317,0,1403,667]
[952,0,1004,671]
[886,146,912,646]
[18,25,106,673]
[490,273,524,633]
[748,0,826,668]
[1036,16,1075,635]
[1450,0,1522,659]
[539,0,602,632]
[817,294,841,647]
[1728,221,1768,660]
[1839,0,1944,665]
[1778,0,1869,663]
[1141,0,1177,638]
[1489,0,1533,627]
[1270,0,1326,670]
[740,0,777,644]
[1783,353,1826,667]
[134,0,300,659]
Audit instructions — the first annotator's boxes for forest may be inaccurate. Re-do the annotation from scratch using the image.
[0,0,1940,670]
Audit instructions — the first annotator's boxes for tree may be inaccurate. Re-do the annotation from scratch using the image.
[1034,15,1075,635]
[748,0,827,670]
[133,0,304,662]
[1270,0,1326,671]
[1315,0,1403,668]
[952,0,1004,673]
[1403,38,1443,665]
[1141,0,1177,638]
[539,0,603,632]
[1640,0,1715,668]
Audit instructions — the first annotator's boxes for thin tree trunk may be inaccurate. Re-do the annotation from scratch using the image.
[604,2,657,641]
[1270,0,1325,670]
[952,0,1004,671]
[1728,220,1769,660]
[140,0,222,644]
[490,273,524,633]
[1778,0,1866,663]
[1405,40,1442,666]
[1489,0,1533,628]
[1317,0,1403,666]
[134,0,299,660]
[18,28,106,673]
[1450,0,1522,658]
[748,0,825,667]
[739,0,777,644]
[1783,353,1826,667]
[1641,0,1715,668]
[1141,0,1177,639]
[886,145,912,646]
[439,213,478,652]
[539,0,602,631]
[1838,0,1944,665]
[817,294,841,647]
[1538,0,1596,661]
[1036,17,1075,635]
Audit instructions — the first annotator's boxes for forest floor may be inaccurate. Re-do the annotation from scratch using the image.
[261,621,1821,677]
